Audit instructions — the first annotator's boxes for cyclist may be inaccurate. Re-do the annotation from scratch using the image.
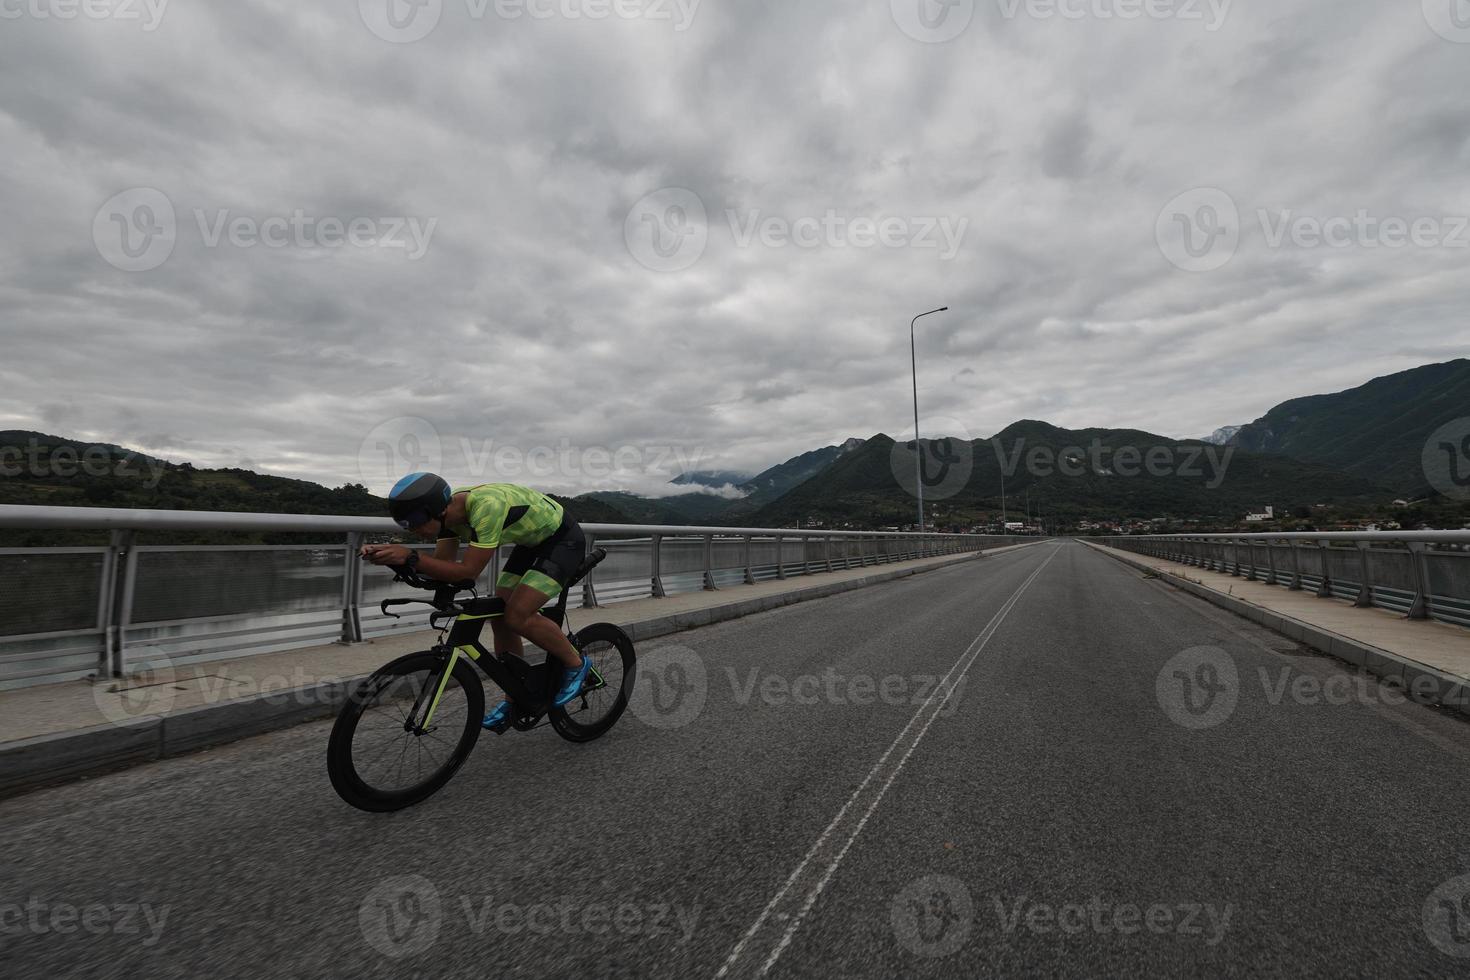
[360,473,590,730]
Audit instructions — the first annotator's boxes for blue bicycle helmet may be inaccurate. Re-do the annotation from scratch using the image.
[387,472,452,530]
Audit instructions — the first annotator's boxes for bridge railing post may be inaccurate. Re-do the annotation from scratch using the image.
[702,534,717,591]
[582,533,600,608]
[98,530,133,678]
[115,536,141,677]
[775,535,786,579]
[650,534,666,598]
[742,534,755,585]
[340,531,364,644]
[1407,542,1431,620]
[1316,543,1334,598]
[825,535,834,573]
[1354,541,1374,607]
[1287,539,1303,591]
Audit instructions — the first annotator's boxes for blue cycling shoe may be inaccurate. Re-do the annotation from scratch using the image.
[553,655,591,707]
[482,700,513,733]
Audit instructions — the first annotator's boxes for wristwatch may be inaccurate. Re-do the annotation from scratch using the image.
[405,550,420,569]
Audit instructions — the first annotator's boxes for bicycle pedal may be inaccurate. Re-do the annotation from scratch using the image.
[482,717,511,734]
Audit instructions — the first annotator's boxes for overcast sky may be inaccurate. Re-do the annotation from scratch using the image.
[2,0,1467,497]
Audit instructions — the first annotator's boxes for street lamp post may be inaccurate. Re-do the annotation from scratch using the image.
[910,306,948,534]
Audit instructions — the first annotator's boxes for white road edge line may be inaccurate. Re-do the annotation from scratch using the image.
[713,545,1062,979]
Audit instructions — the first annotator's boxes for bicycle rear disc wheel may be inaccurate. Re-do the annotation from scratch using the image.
[328,650,484,812]
[550,623,635,743]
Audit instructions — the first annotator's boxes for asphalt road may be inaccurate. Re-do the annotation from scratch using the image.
[6,540,1470,978]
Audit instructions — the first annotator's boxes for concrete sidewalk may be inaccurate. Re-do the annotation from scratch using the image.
[0,542,1042,796]
[1086,541,1470,713]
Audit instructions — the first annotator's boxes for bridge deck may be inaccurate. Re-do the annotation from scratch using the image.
[1087,541,1470,685]
[7,542,1470,977]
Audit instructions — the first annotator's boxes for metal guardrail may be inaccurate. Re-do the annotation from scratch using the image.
[1101,531,1470,629]
[0,505,1033,688]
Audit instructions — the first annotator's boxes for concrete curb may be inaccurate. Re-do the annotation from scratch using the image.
[0,544,1038,798]
[1084,542,1470,718]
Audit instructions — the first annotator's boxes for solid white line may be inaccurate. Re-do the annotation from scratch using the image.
[713,546,1061,979]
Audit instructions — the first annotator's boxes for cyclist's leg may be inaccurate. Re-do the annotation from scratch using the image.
[491,545,534,657]
[502,523,585,670]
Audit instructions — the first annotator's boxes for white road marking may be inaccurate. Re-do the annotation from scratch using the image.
[714,546,1061,978]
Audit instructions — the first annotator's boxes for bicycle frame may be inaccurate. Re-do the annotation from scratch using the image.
[417,592,576,731]
[387,547,607,733]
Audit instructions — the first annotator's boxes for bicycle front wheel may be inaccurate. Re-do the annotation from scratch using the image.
[549,623,636,743]
[327,650,485,812]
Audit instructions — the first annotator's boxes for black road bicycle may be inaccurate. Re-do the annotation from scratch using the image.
[327,547,635,812]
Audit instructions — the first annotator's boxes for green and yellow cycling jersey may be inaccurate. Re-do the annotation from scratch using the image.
[439,484,565,550]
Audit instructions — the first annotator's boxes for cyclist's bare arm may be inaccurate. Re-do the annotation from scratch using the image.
[360,539,492,583]
[414,544,492,583]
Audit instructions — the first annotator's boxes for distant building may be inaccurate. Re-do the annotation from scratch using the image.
[1244,506,1275,523]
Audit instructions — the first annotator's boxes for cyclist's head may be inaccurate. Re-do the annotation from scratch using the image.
[387,472,452,532]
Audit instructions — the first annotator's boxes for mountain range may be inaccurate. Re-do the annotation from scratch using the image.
[1222,359,1468,496]
[3,359,1465,540]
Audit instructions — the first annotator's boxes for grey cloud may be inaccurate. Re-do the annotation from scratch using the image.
[0,0,1467,494]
